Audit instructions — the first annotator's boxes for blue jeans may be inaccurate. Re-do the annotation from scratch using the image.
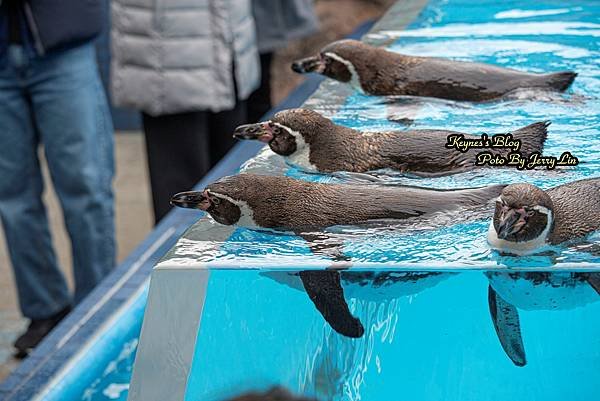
[0,43,115,320]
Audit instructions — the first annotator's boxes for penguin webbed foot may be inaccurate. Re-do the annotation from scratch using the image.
[299,270,364,338]
[299,232,351,265]
[297,232,363,338]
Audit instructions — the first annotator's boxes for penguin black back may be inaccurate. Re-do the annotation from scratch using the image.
[292,39,577,101]
[547,178,600,244]
[234,109,549,176]
[180,174,507,231]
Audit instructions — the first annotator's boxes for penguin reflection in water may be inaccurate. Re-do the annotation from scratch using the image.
[224,387,316,401]
[291,39,577,102]
[487,178,600,366]
[234,108,549,176]
[172,174,506,337]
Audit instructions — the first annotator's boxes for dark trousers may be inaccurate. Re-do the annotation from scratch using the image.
[246,52,273,123]
[142,101,246,223]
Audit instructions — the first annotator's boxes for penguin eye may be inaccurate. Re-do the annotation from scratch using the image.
[272,126,281,135]
[212,196,221,206]
[525,208,535,217]
[496,199,509,212]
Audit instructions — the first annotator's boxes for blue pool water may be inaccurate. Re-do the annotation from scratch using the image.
[50,0,600,400]
[174,1,600,400]
[166,0,600,270]
[184,270,600,401]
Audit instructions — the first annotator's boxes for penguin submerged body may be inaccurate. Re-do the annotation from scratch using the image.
[264,270,452,303]
[234,108,549,176]
[172,174,505,337]
[487,271,600,367]
[488,271,600,312]
[486,178,600,367]
[292,40,577,102]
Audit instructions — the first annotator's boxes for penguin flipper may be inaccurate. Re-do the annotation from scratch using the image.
[297,232,364,338]
[299,270,364,338]
[488,285,527,367]
[586,273,600,296]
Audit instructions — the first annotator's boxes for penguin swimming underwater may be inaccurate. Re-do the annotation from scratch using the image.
[234,108,549,176]
[291,39,577,102]
[224,387,316,401]
[171,174,506,337]
[486,178,600,366]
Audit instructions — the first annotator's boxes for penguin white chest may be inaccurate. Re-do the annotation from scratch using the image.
[487,212,553,256]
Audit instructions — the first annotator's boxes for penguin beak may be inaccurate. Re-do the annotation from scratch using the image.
[233,122,274,143]
[497,208,527,239]
[170,190,212,211]
[291,55,325,74]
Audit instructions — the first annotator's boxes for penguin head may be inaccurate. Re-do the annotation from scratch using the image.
[171,175,261,226]
[490,183,554,247]
[233,108,334,156]
[291,39,364,85]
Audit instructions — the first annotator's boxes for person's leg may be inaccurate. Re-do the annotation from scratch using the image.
[0,46,71,320]
[28,43,116,303]
[246,52,274,123]
[208,99,248,167]
[142,111,211,223]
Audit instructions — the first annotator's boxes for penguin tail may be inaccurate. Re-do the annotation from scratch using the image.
[543,71,577,92]
[299,270,365,338]
[510,120,550,155]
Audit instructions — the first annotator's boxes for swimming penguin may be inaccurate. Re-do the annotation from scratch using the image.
[291,39,577,102]
[171,174,506,337]
[486,178,600,366]
[488,178,600,256]
[234,108,549,175]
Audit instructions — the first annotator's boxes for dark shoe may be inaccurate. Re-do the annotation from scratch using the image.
[13,306,72,359]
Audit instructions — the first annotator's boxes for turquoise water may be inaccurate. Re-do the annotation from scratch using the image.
[181,1,600,400]
[184,270,600,401]
[223,0,600,270]
[67,0,600,400]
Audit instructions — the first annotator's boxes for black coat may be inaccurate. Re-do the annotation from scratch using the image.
[0,0,105,55]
